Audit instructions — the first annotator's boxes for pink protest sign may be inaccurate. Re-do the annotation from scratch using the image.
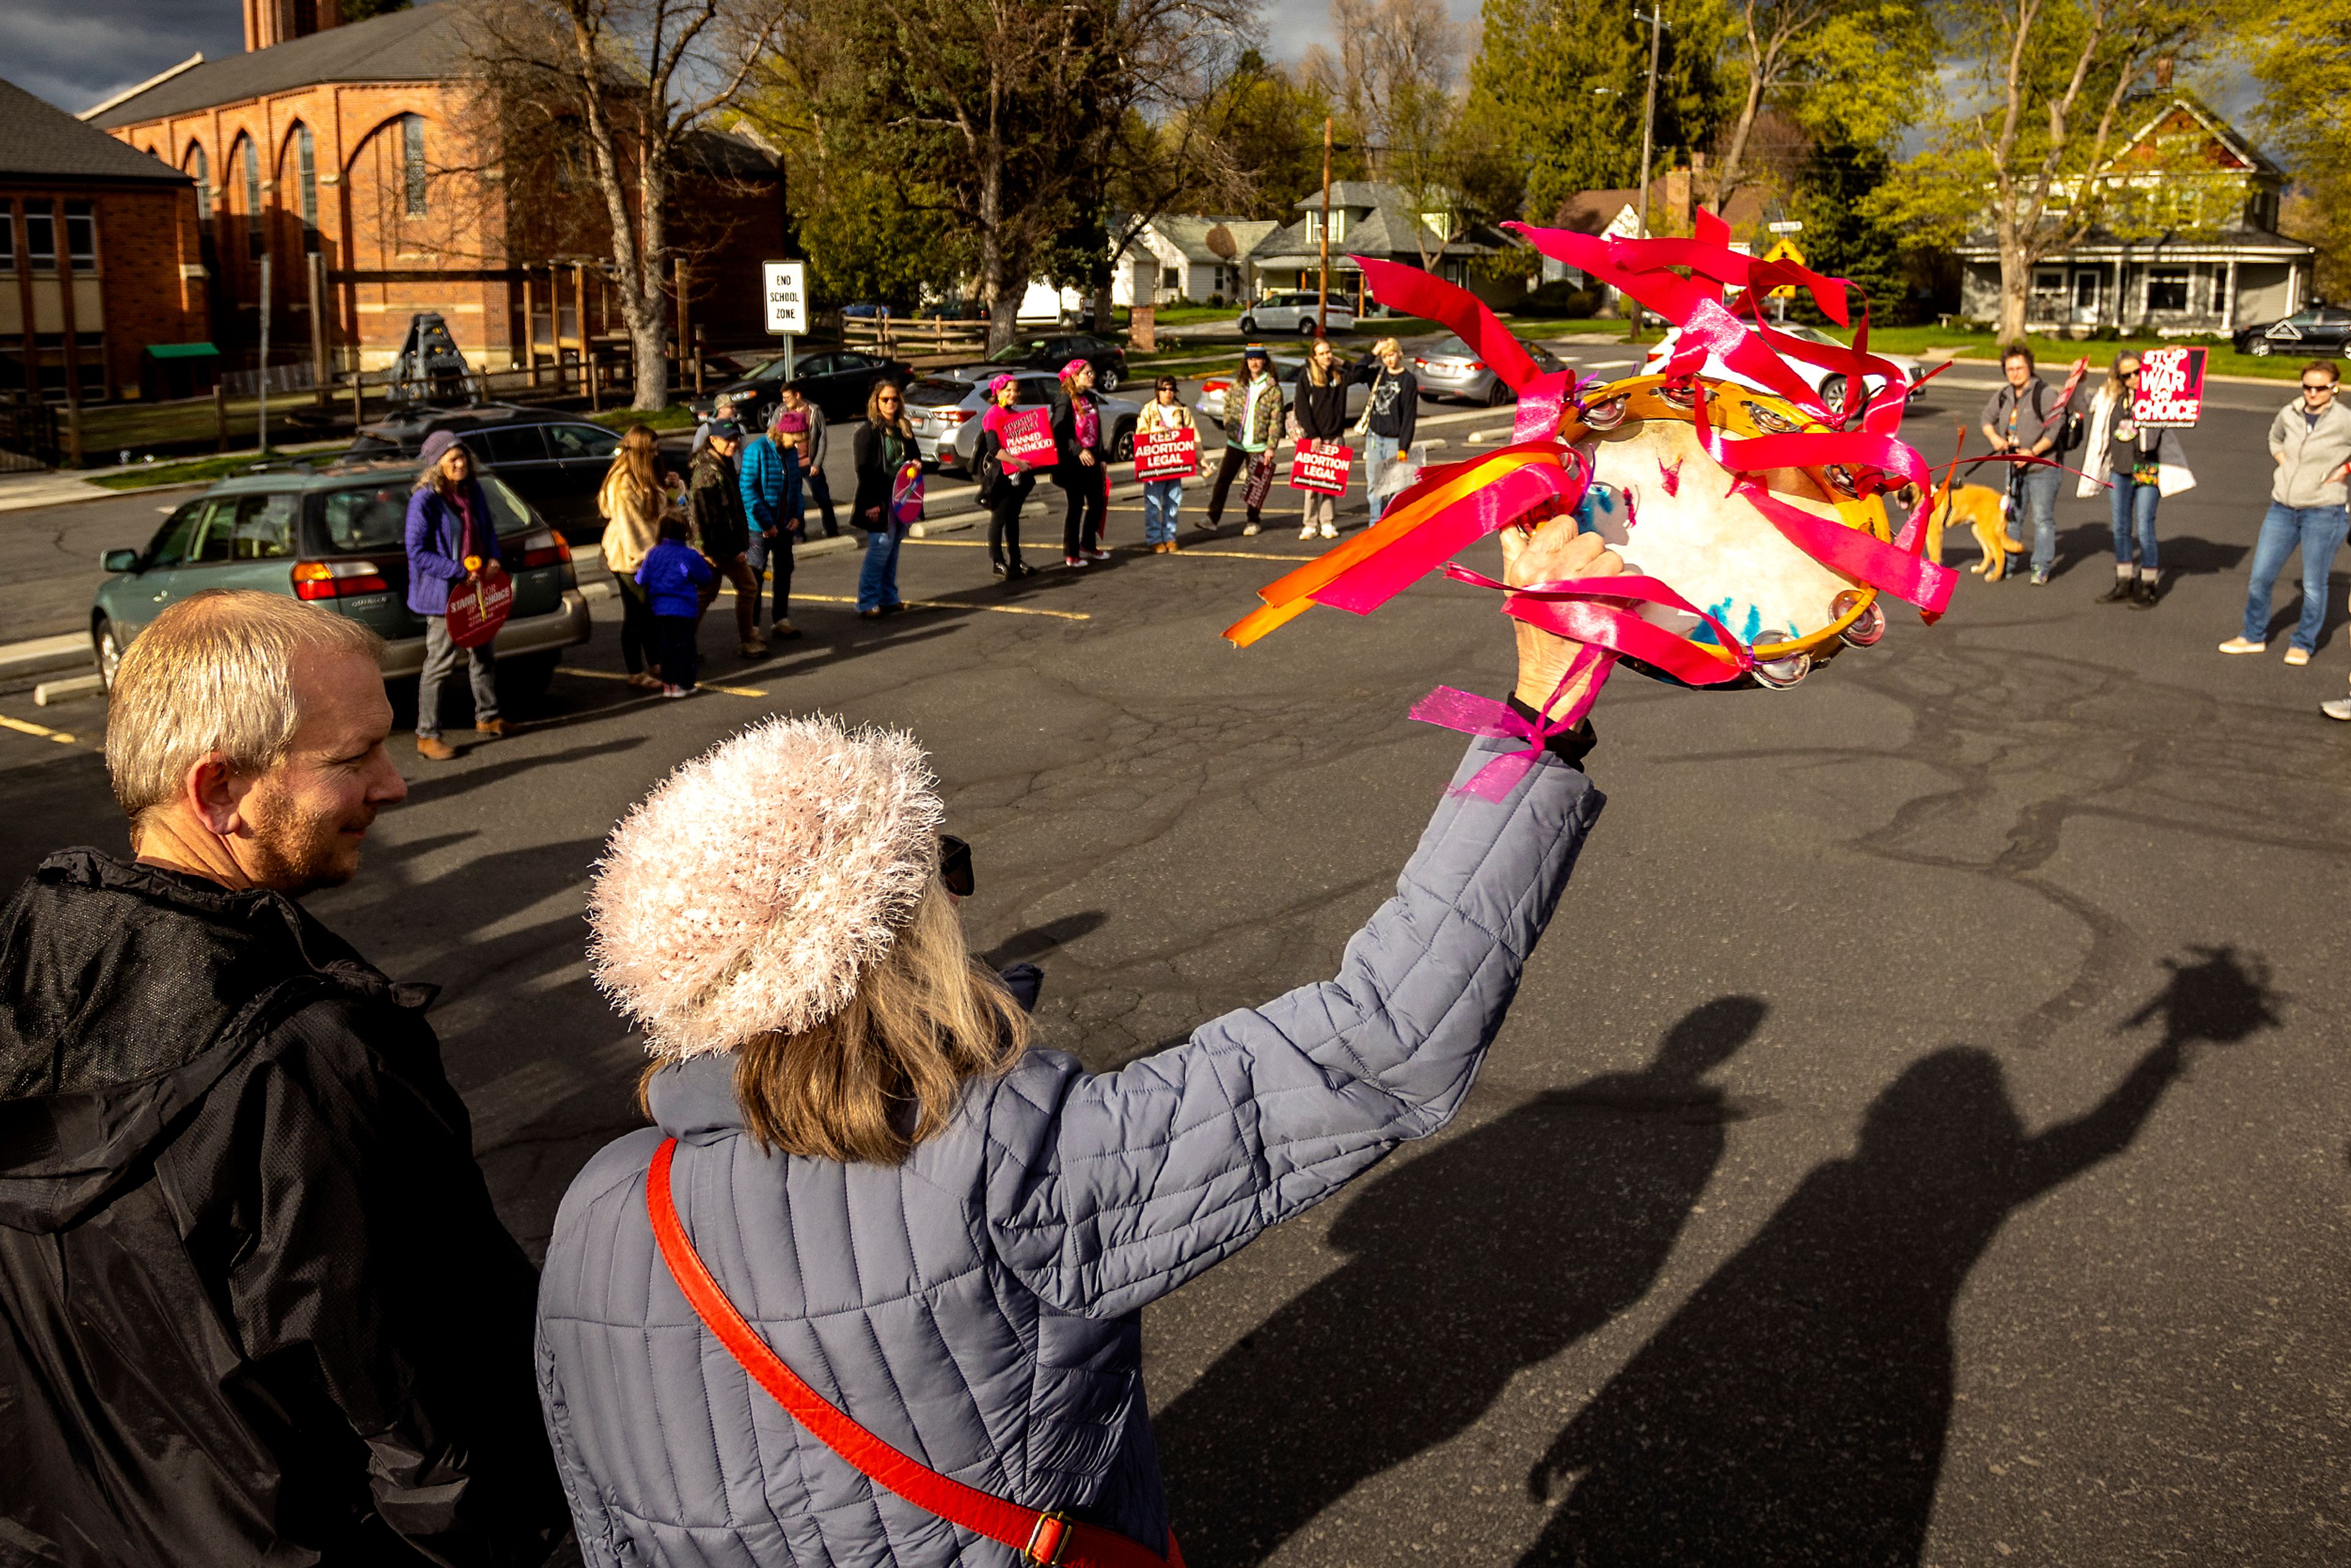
[1288,440,1353,496]
[999,407,1057,471]
[2132,347,2207,428]
[1133,427,1199,482]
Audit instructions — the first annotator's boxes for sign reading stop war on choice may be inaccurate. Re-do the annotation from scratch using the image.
[762,261,809,336]
[1132,427,1199,482]
[2132,346,2208,428]
[999,408,1059,471]
[1288,439,1354,495]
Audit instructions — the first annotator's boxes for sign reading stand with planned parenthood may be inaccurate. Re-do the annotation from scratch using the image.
[763,262,809,336]
[2132,346,2207,427]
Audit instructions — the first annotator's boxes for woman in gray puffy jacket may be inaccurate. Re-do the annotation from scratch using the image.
[536,520,1621,1567]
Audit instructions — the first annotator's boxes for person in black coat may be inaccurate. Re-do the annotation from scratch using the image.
[849,380,914,616]
[1049,358,1112,566]
[0,591,566,1568]
[691,420,766,656]
[1292,336,1378,540]
[975,374,1037,579]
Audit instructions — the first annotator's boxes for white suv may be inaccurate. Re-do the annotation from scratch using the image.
[1239,291,1357,336]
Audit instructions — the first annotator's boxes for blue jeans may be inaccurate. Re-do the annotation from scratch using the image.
[2241,500,2350,652]
[857,524,902,612]
[1365,433,1403,520]
[2008,465,2061,572]
[2107,478,2159,571]
[1142,478,1183,542]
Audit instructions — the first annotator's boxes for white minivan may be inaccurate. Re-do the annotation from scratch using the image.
[1238,291,1357,336]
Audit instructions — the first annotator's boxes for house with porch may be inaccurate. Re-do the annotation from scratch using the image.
[1246,181,1523,309]
[1954,91,2317,336]
[1118,216,1280,306]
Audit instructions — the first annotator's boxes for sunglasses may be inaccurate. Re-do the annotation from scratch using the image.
[2304,382,2336,393]
[940,834,973,898]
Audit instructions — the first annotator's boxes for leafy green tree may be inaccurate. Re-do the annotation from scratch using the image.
[1470,0,1731,228]
[1872,0,2216,341]
[1711,0,1937,214]
[2243,0,2351,299]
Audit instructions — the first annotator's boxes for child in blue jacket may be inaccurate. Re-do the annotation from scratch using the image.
[635,517,717,697]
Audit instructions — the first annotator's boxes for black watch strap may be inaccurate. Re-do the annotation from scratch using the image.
[1504,696,1597,771]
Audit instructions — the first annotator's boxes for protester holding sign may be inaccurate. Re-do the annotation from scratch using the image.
[1051,358,1114,566]
[2074,354,2194,609]
[850,381,914,617]
[1293,337,1373,540]
[975,377,1038,580]
[2222,359,2351,666]
[405,429,505,760]
[1135,377,1197,552]
[1207,344,1283,536]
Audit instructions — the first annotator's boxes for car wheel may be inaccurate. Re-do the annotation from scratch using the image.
[497,651,558,705]
[92,617,122,691]
[1485,378,1515,407]
[1240,317,1258,334]
[1298,320,1319,336]
[1097,364,1120,394]
[1820,373,1850,411]
[2249,338,2272,357]
[1113,421,1135,461]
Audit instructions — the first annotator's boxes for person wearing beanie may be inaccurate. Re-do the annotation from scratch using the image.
[691,419,766,657]
[975,373,1036,578]
[534,514,1623,1567]
[1049,356,1112,566]
[634,515,717,697]
[405,428,506,759]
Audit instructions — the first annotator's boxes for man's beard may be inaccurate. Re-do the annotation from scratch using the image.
[244,785,368,896]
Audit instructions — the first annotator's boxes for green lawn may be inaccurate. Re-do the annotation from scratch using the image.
[588,403,699,433]
[89,444,345,491]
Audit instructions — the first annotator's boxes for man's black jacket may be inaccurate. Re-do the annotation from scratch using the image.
[0,850,566,1567]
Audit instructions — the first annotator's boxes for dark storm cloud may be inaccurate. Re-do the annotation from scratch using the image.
[0,0,246,114]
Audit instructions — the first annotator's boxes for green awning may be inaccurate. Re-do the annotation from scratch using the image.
[144,342,220,360]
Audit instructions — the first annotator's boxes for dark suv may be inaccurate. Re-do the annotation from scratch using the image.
[339,406,624,536]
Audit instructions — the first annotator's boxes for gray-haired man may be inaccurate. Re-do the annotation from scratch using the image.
[0,590,565,1566]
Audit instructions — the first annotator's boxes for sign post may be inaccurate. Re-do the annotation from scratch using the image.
[762,260,809,383]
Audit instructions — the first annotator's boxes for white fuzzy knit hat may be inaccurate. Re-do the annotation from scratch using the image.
[588,713,943,1060]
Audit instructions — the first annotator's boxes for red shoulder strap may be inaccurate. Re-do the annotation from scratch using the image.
[648,1139,1181,1568]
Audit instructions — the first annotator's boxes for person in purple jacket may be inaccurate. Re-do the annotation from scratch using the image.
[403,429,506,760]
[634,514,716,697]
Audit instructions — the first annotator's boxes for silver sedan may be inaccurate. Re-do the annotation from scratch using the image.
[1413,335,1568,406]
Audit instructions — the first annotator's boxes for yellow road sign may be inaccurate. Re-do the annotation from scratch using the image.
[1761,235,1807,298]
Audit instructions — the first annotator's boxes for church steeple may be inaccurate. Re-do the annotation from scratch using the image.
[244,0,342,53]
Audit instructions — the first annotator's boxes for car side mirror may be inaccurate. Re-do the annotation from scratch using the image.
[102,548,143,574]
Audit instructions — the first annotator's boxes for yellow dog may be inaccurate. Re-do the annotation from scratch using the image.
[1907,478,2023,580]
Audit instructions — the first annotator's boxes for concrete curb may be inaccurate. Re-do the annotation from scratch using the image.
[0,634,96,681]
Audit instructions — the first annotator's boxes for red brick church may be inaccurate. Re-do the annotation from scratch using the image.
[88,0,787,379]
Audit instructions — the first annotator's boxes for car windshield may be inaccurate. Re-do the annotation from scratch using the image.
[986,340,1051,364]
[1426,336,1473,357]
[906,377,972,407]
[310,475,535,556]
[738,356,792,380]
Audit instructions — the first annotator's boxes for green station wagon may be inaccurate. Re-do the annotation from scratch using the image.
[93,460,593,694]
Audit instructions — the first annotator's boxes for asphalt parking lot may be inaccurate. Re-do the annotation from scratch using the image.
[0,350,2342,1566]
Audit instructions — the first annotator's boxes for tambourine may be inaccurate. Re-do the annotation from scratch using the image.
[1225,229,1955,706]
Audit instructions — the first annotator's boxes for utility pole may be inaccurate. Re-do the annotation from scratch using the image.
[257,252,272,455]
[1318,116,1333,337]
[1630,3,1664,345]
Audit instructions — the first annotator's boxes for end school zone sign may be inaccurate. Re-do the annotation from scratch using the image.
[763,262,809,335]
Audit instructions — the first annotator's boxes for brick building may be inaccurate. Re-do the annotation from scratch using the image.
[1,77,205,403]
[86,0,787,380]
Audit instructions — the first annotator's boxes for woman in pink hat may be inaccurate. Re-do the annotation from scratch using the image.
[1049,358,1112,567]
[975,373,1036,579]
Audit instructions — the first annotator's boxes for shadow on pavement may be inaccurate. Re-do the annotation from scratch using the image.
[1512,947,2277,1568]
[984,910,1108,967]
[399,736,649,808]
[1156,996,1767,1566]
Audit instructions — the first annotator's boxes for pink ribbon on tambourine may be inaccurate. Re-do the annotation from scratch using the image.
[1411,643,1614,800]
[1355,257,1540,390]
[1444,565,1760,687]
[1308,442,1588,615]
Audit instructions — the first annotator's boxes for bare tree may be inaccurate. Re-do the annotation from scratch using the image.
[465,0,789,410]
[1301,0,1468,271]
